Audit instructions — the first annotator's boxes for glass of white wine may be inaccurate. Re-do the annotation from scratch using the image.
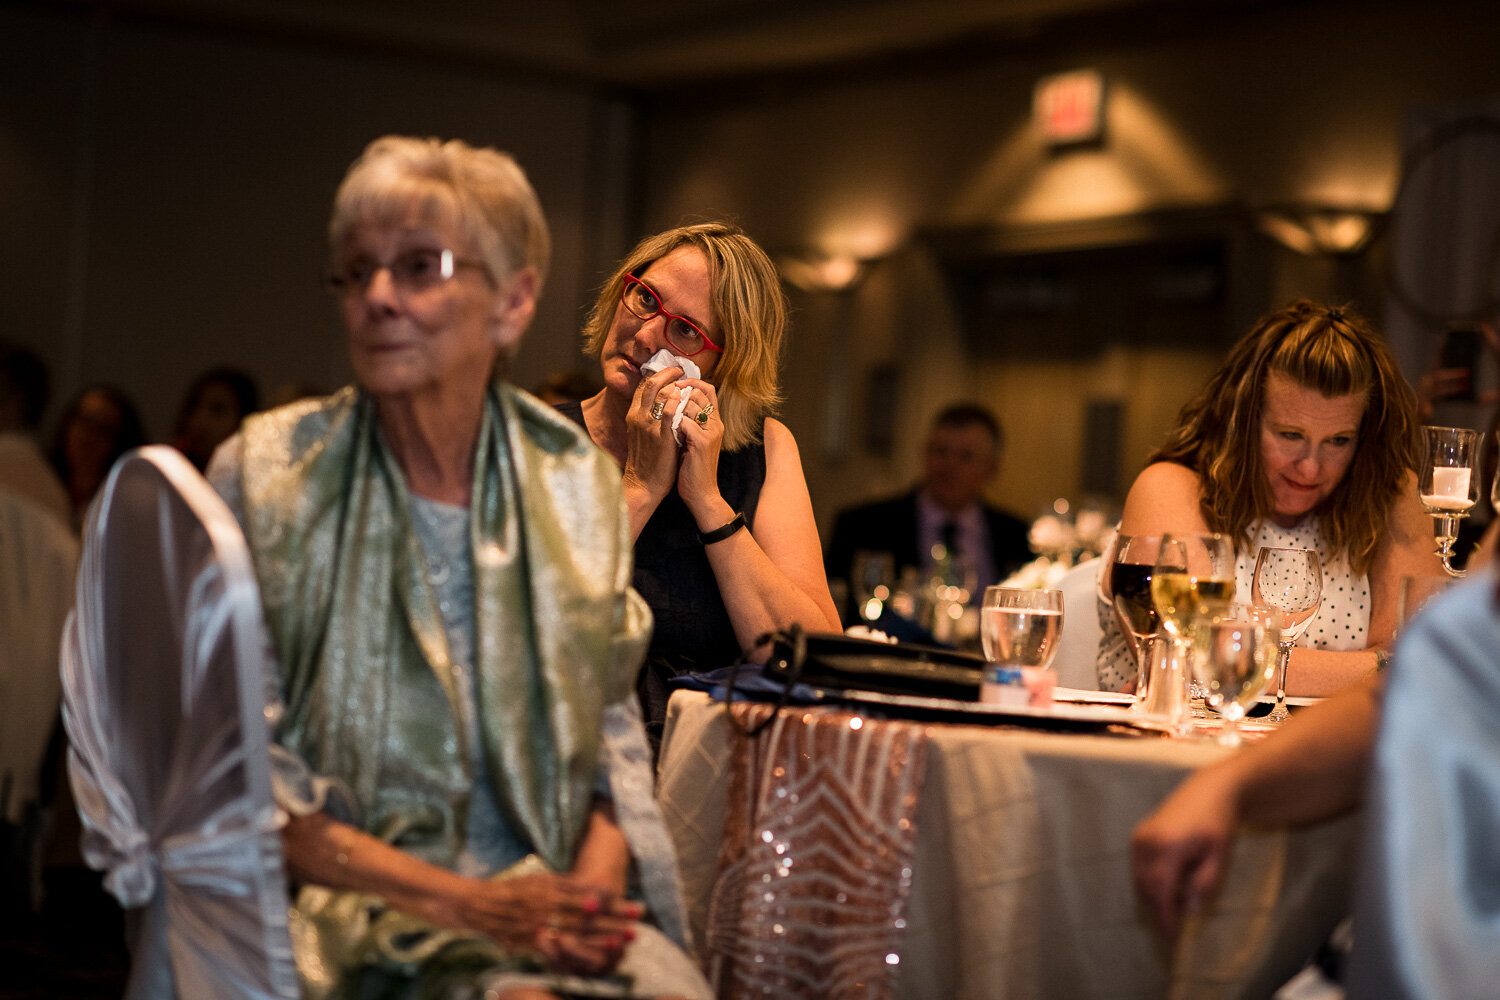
[1251,546,1322,723]
[980,586,1063,672]
[1187,603,1280,746]
[1151,533,1236,639]
[1152,533,1236,707]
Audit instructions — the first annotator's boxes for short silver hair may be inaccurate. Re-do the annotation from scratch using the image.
[328,135,550,290]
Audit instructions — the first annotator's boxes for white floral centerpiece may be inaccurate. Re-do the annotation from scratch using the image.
[1002,499,1114,589]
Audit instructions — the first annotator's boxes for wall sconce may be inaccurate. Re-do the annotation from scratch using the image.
[1034,69,1107,149]
[778,253,867,292]
[1255,203,1386,257]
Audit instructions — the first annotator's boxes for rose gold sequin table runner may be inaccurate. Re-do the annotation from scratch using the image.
[656,690,1359,1000]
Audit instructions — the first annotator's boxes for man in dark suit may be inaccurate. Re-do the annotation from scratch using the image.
[825,403,1033,624]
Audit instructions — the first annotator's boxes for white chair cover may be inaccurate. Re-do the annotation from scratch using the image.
[60,446,298,1000]
[1346,572,1500,999]
[0,487,77,824]
[1052,557,1103,690]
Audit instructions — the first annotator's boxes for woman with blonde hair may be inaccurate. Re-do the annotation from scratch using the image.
[1100,299,1439,694]
[559,223,839,748]
[209,136,708,999]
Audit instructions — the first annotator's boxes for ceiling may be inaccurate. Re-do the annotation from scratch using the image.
[34,0,1294,91]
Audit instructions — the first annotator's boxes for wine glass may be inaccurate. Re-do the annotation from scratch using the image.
[1251,546,1322,723]
[1186,603,1280,746]
[1151,533,1236,705]
[1107,533,1163,706]
[851,550,896,623]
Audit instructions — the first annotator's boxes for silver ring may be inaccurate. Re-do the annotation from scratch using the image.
[649,399,665,420]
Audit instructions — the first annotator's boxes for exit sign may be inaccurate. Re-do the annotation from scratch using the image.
[1035,69,1106,147]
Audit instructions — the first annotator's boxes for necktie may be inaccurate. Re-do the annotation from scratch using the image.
[940,520,959,561]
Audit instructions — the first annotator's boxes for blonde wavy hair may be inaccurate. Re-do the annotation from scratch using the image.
[582,223,785,451]
[1150,299,1419,575]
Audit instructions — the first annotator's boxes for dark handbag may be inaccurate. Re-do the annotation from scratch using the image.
[763,626,986,702]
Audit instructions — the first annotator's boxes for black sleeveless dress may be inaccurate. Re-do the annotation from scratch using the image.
[555,401,767,750]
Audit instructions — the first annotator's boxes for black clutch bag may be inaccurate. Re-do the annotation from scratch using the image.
[762,626,986,702]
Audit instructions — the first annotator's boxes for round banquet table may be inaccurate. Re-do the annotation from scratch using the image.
[656,689,1357,1000]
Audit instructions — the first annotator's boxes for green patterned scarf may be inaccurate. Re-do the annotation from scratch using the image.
[238,383,647,870]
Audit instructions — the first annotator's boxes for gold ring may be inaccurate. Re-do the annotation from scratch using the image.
[696,403,714,426]
[649,400,665,420]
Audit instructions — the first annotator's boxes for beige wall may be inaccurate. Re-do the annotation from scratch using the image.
[637,0,1499,533]
[4,1,1496,533]
[0,6,633,443]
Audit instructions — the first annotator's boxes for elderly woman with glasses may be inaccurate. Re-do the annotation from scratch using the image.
[557,224,840,750]
[207,136,709,1000]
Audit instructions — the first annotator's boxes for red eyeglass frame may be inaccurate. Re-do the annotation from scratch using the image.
[621,275,723,357]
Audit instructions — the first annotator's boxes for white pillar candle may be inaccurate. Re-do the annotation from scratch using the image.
[1423,466,1473,510]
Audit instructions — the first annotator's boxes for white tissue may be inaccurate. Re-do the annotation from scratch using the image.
[640,348,700,381]
[641,349,700,443]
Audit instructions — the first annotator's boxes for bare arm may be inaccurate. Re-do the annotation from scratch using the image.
[1132,675,1383,940]
[1117,461,1215,538]
[1120,464,1440,696]
[1286,472,1439,695]
[281,797,639,974]
[696,418,842,654]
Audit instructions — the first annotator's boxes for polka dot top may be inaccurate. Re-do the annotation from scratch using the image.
[1094,515,1370,691]
[1237,517,1370,651]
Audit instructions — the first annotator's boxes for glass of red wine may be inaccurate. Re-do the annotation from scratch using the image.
[1107,532,1164,705]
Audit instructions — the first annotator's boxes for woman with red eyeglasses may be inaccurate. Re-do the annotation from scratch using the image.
[559,223,840,753]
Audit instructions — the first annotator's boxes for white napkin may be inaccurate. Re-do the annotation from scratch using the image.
[641,348,700,443]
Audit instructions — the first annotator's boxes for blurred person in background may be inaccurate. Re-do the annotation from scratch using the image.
[171,366,260,471]
[824,402,1033,622]
[34,383,144,967]
[49,384,146,532]
[0,340,70,528]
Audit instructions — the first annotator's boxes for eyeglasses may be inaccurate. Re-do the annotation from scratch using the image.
[621,275,723,358]
[325,248,490,297]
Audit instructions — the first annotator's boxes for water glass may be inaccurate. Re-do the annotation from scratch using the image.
[1187,604,1280,746]
[980,586,1063,670]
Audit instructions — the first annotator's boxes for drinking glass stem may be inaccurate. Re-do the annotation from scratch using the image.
[1131,634,1155,710]
[1269,640,1293,722]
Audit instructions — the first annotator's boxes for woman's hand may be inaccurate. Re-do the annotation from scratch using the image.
[455,871,640,977]
[621,366,687,510]
[282,811,639,977]
[672,377,726,519]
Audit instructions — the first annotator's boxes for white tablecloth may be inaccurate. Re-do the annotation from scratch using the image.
[657,690,1357,1000]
